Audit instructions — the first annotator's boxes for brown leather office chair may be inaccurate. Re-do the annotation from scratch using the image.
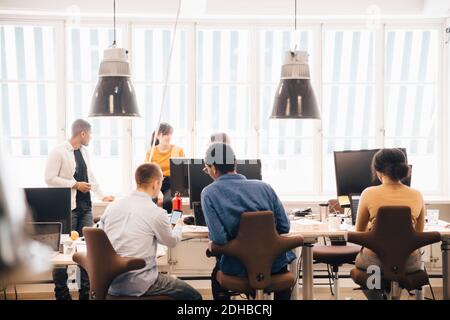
[313,199,360,299]
[72,227,173,300]
[347,206,441,300]
[209,211,304,300]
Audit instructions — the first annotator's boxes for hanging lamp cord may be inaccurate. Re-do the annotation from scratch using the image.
[148,0,182,161]
[112,0,117,47]
[292,0,298,54]
[295,0,297,31]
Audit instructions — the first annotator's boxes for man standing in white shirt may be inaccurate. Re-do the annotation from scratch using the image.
[100,163,202,299]
[45,119,113,300]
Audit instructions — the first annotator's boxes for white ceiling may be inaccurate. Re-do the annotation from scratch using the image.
[0,0,449,18]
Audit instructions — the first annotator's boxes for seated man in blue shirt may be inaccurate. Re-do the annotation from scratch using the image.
[201,143,295,300]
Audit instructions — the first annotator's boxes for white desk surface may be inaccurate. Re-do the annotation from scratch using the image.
[179,220,450,240]
[52,243,168,266]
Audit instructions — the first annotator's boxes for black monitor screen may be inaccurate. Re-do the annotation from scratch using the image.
[188,159,213,208]
[188,159,262,207]
[170,158,190,197]
[24,187,72,234]
[334,148,409,197]
[236,160,262,180]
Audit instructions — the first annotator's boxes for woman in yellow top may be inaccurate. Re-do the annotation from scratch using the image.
[355,148,425,299]
[145,123,185,212]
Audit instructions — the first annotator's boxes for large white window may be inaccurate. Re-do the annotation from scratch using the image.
[195,28,253,157]
[322,29,376,194]
[384,29,440,193]
[0,23,58,187]
[132,26,189,173]
[1,18,446,199]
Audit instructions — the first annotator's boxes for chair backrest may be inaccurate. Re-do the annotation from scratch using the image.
[210,211,303,290]
[72,227,145,300]
[347,206,441,281]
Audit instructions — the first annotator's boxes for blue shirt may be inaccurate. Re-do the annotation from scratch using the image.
[201,173,296,277]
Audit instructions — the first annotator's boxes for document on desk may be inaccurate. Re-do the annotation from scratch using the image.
[182,225,209,233]
[290,219,328,232]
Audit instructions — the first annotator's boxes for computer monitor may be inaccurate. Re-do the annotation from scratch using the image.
[29,222,62,252]
[334,148,410,199]
[193,202,207,226]
[188,159,213,208]
[24,187,72,234]
[170,158,190,197]
[236,159,262,180]
[188,159,263,207]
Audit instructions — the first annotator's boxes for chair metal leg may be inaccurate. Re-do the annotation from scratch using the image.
[390,281,401,300]
[333,270,339,300]
[415,288,424,300]
[255,289,264,300]
[263,292,274,300]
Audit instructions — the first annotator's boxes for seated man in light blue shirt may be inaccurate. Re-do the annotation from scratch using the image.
[201,143,295,300]
[100,163,201,300]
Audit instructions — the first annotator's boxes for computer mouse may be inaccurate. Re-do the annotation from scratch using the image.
[183,216,195,225]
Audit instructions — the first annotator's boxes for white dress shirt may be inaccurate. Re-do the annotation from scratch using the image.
[44,141,104,210]
[100,190,182,296]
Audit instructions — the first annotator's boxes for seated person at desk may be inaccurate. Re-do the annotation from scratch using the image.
[100,163,201,300]
[201,143,295,300]
[355,148,425,300]
[145,122,185,212]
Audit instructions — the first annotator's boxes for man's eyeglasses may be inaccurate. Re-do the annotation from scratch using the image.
[202,166,209,175]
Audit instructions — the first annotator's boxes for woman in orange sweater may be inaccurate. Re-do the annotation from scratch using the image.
[145,123,185,212]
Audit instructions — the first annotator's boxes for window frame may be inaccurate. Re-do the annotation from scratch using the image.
[0,15,446,198]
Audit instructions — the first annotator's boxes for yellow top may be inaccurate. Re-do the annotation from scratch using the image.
[356,183,425,256]
[145,144,185,177]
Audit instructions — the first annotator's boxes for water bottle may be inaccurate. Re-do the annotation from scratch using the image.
[172,191,182,212]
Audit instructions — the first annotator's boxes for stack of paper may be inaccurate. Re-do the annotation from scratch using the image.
[290,219,328,232]
[182,225,209,233]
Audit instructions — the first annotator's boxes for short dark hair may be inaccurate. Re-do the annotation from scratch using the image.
[372,148,410,182]
[204,143,236,174]
[71,119,91,137]
[150,122,174,146]
[135,163,163,187]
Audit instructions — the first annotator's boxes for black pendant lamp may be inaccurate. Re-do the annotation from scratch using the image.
[89,0,140,117]
[270,0,320,119]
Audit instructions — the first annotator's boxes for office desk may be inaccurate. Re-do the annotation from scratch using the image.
[52,244,169,267]
[180,222,450,300]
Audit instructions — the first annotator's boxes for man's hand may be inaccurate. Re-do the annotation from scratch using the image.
[75,182,91,193]
[102,196,114,202]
